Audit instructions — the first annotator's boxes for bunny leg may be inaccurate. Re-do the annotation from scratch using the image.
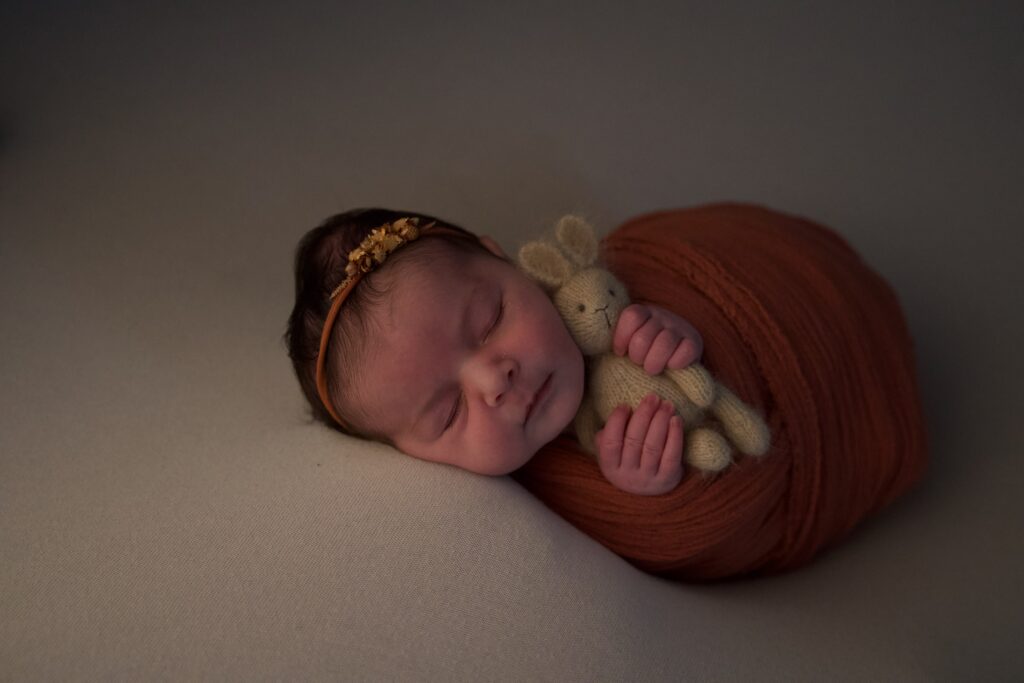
[710,385,771,457]
[685,427,733,473]
[664,363,716,409]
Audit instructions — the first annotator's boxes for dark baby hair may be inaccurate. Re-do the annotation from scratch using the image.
[283,208,499,445]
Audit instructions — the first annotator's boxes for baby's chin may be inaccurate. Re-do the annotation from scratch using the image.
[475,449,533,476]
[489,420,573,475]
[511,383,583,472]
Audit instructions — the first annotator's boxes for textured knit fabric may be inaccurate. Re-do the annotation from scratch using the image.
[510,203,929,581]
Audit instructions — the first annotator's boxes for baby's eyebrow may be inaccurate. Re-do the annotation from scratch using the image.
[411,279,487,438]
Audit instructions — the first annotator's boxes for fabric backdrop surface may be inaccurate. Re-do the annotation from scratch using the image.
[1,1,1022,680]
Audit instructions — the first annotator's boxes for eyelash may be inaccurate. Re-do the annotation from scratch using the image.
[443,299,504,432]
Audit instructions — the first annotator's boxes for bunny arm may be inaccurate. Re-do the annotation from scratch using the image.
[661,363,716,408]
[588,354,705,426]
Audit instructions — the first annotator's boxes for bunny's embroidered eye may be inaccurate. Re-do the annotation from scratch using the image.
[608,289,616,296]
[577,303,585,312]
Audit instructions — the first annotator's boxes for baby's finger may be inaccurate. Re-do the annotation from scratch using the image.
[597,405,630,470]
[647,306,704,364]
[666,337,699,370]
[640,400,673,475]
[660,414,685,479]
[627,316,663,369]
[622,393,660,470]
[613,304,651,357]
[644,329,680,375]
[667,317,703,364]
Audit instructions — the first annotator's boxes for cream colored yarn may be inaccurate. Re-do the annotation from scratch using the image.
[517,214,771,474]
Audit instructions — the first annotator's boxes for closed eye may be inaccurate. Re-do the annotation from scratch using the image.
[443,393,462,432]
[483,299,504,342]
[443,298,504,433]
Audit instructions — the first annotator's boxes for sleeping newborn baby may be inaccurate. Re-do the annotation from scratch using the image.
[284,209,704,495]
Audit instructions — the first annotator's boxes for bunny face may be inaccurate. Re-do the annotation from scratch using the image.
[516,214,633,358]
[553,268,630,356]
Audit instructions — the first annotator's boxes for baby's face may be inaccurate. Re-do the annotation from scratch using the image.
[353,240,585,475]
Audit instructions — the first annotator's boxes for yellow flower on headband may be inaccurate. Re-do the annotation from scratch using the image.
[332,217,427,299]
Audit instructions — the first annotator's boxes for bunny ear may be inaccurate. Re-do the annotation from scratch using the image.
[517,240,574,290]
[554,214,599,268]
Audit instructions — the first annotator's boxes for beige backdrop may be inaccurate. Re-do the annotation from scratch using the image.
[2,1,1022,680]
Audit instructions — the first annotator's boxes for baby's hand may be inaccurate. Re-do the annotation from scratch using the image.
[594,392,685,496]
[613,303,704,375]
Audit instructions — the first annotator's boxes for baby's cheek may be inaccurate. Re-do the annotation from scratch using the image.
[481,419,521,456]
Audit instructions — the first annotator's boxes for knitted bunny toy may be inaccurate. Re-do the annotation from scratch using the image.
[517,214,771,474]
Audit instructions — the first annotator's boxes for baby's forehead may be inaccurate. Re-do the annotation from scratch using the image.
[382,245,495,315]
[405,241,506,287]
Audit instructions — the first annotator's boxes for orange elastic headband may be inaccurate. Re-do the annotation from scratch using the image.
[315,216,456,430]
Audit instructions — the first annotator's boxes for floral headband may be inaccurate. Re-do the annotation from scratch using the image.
[315,216,462,430]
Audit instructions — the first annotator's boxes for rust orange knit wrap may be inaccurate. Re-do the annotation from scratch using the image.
[510,203,929,581]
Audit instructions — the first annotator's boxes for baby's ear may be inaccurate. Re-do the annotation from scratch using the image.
[554,214,599,268]
[517,240,573,290]
[478,235,508,260]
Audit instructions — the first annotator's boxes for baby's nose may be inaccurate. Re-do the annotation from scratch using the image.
[491,358,517,404]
